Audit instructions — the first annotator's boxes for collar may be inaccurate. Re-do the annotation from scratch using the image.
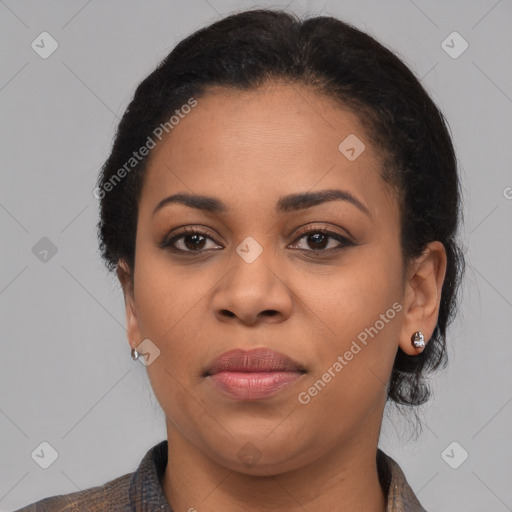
[129,440,426,511]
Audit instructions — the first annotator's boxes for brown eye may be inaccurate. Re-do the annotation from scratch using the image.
[290,228,355,252]
[160,227,223,253]
[304,232,329,250]
[180,233,207,251]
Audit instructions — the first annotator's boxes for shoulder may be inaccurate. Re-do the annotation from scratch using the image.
[12,440,170,512]
[11,471,132,511]
[377,449,428,512]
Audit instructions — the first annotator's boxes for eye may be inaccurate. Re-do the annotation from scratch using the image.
[289,227,355,252]
[160,227,223,253]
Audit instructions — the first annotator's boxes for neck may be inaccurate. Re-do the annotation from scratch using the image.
[161,424,387,512]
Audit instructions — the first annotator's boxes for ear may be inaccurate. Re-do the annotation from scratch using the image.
[116,259,142,351]
[398,241,447,356]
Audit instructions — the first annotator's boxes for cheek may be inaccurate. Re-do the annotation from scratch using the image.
[132,257,206,430]
[132,240,217,374]
[133,239,210,339]
[304,247,403,405]
[321,247,402,342]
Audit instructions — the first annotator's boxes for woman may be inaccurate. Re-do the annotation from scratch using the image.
[15,8,464,512]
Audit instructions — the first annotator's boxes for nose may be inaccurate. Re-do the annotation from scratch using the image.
[211,249,293,326]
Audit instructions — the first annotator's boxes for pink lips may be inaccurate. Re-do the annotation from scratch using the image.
[204,348,306,401]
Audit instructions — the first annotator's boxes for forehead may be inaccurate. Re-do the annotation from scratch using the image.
[140,84,393,219]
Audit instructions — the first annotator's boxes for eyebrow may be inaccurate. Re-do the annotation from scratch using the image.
[152,189,372,218]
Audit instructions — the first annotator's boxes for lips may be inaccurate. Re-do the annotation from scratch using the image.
[204,348,306,375]
[204,348,306,401]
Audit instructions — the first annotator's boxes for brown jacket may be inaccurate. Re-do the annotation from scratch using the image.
[14,440,427,511]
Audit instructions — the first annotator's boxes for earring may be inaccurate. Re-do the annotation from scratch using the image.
[411,331,425,351]
[131,347,140,360]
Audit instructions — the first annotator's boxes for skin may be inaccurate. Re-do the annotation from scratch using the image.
[117,82,447,511]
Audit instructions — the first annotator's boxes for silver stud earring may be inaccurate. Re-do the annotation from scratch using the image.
[411,331,425,350]
[131,347,140,360]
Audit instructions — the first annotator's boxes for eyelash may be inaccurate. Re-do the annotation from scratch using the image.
[160,225,355,256]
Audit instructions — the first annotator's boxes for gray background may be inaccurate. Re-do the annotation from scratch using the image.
[1,0,511,510]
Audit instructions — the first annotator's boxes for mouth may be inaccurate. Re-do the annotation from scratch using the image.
[204,347,307,401]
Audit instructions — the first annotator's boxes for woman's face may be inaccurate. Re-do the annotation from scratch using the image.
[122,84,411,474]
